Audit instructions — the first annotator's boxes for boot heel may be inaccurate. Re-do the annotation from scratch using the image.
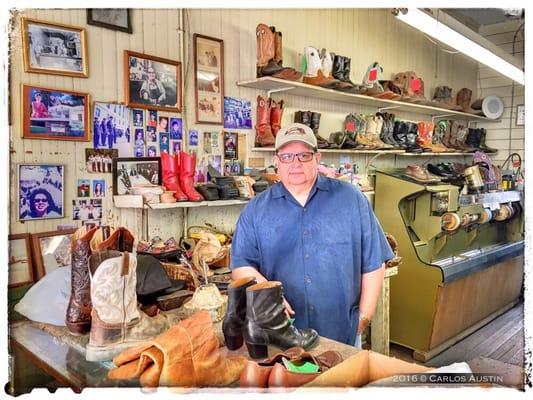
[224,334,243,350]
[245,342,268,359]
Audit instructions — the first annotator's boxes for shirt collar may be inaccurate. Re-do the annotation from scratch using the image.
[271,175,330,199]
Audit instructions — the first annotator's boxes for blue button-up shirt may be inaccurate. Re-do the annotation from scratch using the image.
[230,176,394,345]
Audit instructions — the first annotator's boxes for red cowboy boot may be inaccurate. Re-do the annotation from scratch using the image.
[270,98,284,137]
[255,96,275,147]
[179,151,204,202]
[161,152,187,201]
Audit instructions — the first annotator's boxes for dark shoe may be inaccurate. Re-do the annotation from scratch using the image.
[478,128,497,153]
[222,276,257,350]
[244,281,319,359]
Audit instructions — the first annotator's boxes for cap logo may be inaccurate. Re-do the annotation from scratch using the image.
[285,126,307,136]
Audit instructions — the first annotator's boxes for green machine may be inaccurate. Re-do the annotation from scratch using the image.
[374,169,524,361]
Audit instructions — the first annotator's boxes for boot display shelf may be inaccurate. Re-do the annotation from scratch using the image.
[237,77,500,122]
[251,147,474,156]
[113,195,248,209]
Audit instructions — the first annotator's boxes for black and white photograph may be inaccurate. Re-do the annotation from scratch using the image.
[87,9,132,33]
[72,199,102,221]
[125,50,182,112]
[112,157,161,195]
[93,102,131,156]
[85,148,117,173]
[132,108,144,126]
[22,18,88,78]
[18,164,64,221]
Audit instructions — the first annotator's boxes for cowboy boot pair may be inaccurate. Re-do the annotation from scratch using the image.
[294,110,330,148]
[66,226,135,336]
[331,54,367,93]
[302,46,338,88]
[255,96,285,147]
[256,24,301,81]
[161,152,203,201]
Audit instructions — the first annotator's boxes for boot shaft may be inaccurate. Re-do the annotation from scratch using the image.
[272,28,283,65]
[343,56,351,82]
[270,99,284,136]
[332,54,344,80]
[256,23,275,67]
[245,281,286,326]
[303,46,322,77]
[310,112,321,134]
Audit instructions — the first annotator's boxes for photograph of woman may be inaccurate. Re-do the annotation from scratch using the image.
[93,180,106,197]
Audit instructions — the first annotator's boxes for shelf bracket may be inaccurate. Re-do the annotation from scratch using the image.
[377,105,401,113]
[267,86,296,97]
[431,114,454,123]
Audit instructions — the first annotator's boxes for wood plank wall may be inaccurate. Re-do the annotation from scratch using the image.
[477,20,525,166]
[10,8,484,240]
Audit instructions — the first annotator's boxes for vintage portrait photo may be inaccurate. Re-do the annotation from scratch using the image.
[72,199,102,221]
[92,179,106,197]
[8,234,34,288]
[158,116,169,132]
[93,102,131,156]
[77,178,90,197]
[22,18,88,77]
[148,110,158,127]
[169,117,182,140]
[147,126,157,142]
[171,140,182,155]
[224,96,252,129]
[18,164,64,221]
[224,131,238,160]
[23,85,89,141]
[194,34,224,124]
[147,146,157,157]
[125,50,182,112]
[132,108,144,126]
[189,130,199,146]
[85,148,118,173]
[134,145,145,158]
[112,157,161,195]
[159,133,170,154]
[87,9,132,33]
[134,128,145,146]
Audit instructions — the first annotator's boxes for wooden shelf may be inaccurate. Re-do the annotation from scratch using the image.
[113,195,249,209]
[237,77,499,122]
[252,147,472,156]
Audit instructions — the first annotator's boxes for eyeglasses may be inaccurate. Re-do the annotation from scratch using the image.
[34,197,48,203]
[276,152,315,163]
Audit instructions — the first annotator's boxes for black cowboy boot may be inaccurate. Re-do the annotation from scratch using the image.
[222,277,257,350]
[405,122,424,153]
[244,281,319,359]
[332,55,353,90]
[393,121,408,149]
[478,128,497,153]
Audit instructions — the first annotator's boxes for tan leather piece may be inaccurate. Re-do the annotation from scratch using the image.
[256,24,274,67]
[108,311,247,387]
[240,347,305,387]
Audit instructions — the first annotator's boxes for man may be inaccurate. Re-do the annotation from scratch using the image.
[230,123,393,347]
[140,67,166,105]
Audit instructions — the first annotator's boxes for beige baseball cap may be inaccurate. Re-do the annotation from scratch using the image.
[275,123,318,151]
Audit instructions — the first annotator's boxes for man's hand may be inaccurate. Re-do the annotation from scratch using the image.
[283,298,295,319]
[357,316,370,334]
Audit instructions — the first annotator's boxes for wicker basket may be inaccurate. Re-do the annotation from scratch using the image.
[161,262,196,291]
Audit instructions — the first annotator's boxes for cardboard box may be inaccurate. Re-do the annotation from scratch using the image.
[302,350,429,388]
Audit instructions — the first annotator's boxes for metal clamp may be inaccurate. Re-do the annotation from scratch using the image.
[377,105,401,113]
[267,86,295,97]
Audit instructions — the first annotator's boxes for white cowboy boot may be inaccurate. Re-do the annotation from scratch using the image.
[302,46,335,88]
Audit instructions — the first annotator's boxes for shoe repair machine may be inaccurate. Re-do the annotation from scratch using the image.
[374,169,524,361]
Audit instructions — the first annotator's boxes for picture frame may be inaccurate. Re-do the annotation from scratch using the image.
[193,34,224,125]
[18,164,64,221]
[21,17,88,78]
[112,157,162,195]
[8,233,34,288]
[87,9,132,34]
[92,102,131,156]
[124,50,182,112]
[22,84,89,141]
[72,199,102,221]
[30,229,76,280]
[516,104,524,126]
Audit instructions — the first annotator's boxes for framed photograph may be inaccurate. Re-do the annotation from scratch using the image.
[72,199,102,221]
[8,234,34,288]
[159,133,169,154]
[93,102,131,156]
[93,179,106,197]
[124,50,182,112]
[224,131,238,159]
[22,84,89,141]
[21,18,88,78]
[112,157,162,195]
[31,229,76,280]
[85,148,117,173]
[18,164,64,221]
[194,34,224,124]
[224,96,252,129]
[516,104,524,126]
[171,140,182,155]
[77,178,90,197]
[132,109,144,127]
[169,117,182,140]
[87,9,132,34]
[146,126,157,142]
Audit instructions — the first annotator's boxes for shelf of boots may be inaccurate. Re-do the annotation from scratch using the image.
[113,195,249,209]
[237,77,500,122]
[251,147,475,156]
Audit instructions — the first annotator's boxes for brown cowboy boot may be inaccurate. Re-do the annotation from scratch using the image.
[271,27,302,81]
[66,226,98,335]
[270,98,284,137]
[256,23,281,77]
[456,88,473,113]
[255,96,275,147]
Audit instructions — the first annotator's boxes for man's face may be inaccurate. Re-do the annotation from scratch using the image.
[34,194,48,213]
[275,141,320,188]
